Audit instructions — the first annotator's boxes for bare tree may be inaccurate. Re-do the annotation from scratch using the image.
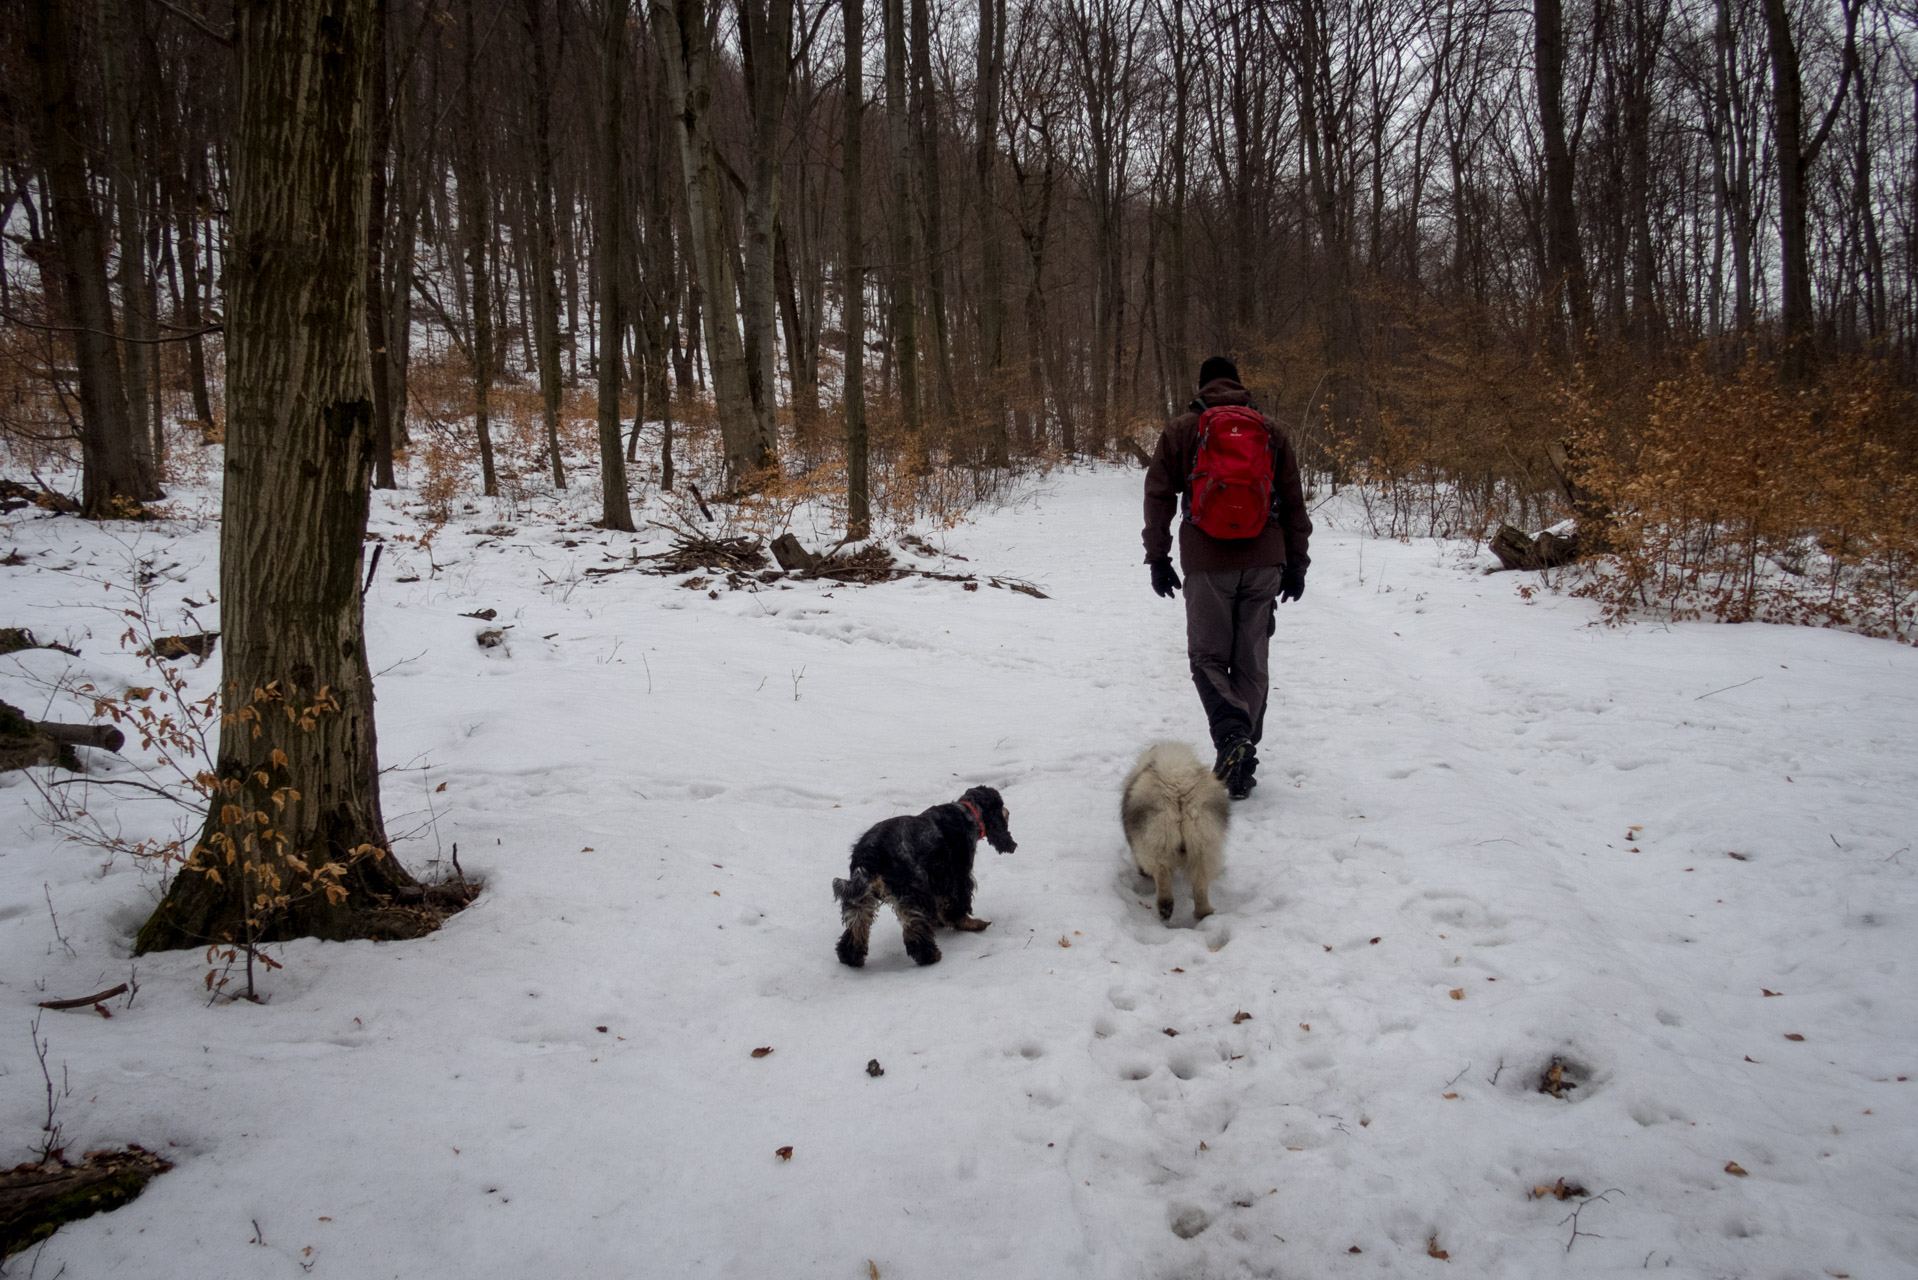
[138,0,419,953]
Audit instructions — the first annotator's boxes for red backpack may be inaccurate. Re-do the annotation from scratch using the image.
[1187,405,1274,539]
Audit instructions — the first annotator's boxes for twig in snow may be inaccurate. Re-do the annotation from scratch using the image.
[37,984,128,1011]
[1694,676,1761,700]
[30,1011,68,1163]
[1443,1062,1471,1089]
[43,885,75,958]
[790,666,806,701]
[686,482,715,522]
[1488,1057,1505,1086]
[1558,1188,1623,1253]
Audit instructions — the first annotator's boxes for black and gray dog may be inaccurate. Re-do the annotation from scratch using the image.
[833,785,1017,967]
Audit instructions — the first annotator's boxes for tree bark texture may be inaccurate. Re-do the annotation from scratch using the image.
[136,0,418,954]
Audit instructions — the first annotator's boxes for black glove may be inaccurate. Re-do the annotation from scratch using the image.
[1279,565,1306,603]
[1150,557,1182,598]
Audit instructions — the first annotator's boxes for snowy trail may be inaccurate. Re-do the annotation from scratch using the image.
[3,467,1915,1278]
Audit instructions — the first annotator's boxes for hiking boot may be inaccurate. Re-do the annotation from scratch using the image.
[1214,738,1254,799]
[1228,761,1257,801]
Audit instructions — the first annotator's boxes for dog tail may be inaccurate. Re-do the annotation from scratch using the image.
[833,869,872,904]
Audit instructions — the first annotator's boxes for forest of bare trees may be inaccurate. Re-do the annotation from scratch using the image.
[2,0,1915,524]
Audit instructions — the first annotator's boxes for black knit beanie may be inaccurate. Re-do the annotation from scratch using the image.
[1198,355,1239,387]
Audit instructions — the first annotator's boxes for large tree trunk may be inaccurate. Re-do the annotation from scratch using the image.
[974,0,1007,463]
[28,0,158,516]
[910,0,956,430]
[596,0,638,530]
[458,0,499,496]
[740,0,791,461]
[522,0,568,489]
[1763,0,1856,381]
[843,0,870,537]
[1535,0,1592,354]
[652,0,770,481]
[100,0,160,488]
[137,0,417,954]
[367,0,398,489]
[882,0,920,434]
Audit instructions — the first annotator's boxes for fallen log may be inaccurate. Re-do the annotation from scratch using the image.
[0,701,78,772]
[35,722,125,753]
[1489,523,1581,572]
[0,628,80,657]
[0,1147,172,1258]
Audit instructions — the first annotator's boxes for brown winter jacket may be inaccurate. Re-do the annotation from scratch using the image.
[1142,378,1313,575]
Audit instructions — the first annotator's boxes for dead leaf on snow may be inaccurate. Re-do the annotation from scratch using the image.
[1725,1161,1749,1176]
[1442,1092,1459,1099]
[1784,1033,1806,1041]
[1531,1178,1587,1200]
[1762,989,1782,997]
[751,1046,774,1058]
[775,1146,794,1161]
[1426,1235,1449,1260]
[1448,989,1464,1000]
[1233,1011,1252,1024]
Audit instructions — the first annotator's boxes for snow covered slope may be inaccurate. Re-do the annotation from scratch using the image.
[3,467,1914,1278]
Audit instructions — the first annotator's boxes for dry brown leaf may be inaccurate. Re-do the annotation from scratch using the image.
[1725,1161,1748,1176]
[1369,937,1381,944]
[869,1263,880,1280]
[435,781,448,792]
[1162,1027,1179,1037]
[1442,1092,1459,1099]
[751,1046,774,1058]
[1299,1022,1310,1031]
[1233,1011,1252,1024]
[1784,1033,1805,1041]
[1058,937,1071,948]
[1762,989,1782,997]
[775,1146,794,1161]
[1448,989,1464,1000]
[1427,1235,1449,1260]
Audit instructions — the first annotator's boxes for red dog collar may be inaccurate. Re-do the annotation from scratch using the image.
[958,799,987,841]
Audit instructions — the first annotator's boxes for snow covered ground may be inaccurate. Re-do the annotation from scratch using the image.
[3,464,1915,1279]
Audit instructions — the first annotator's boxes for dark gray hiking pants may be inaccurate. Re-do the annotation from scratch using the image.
[1183,565,1283,752]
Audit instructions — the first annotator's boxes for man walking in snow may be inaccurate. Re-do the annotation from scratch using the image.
[1143,356,1312,800]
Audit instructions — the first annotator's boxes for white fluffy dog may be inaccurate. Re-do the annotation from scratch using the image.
[1121,741,1231,922]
